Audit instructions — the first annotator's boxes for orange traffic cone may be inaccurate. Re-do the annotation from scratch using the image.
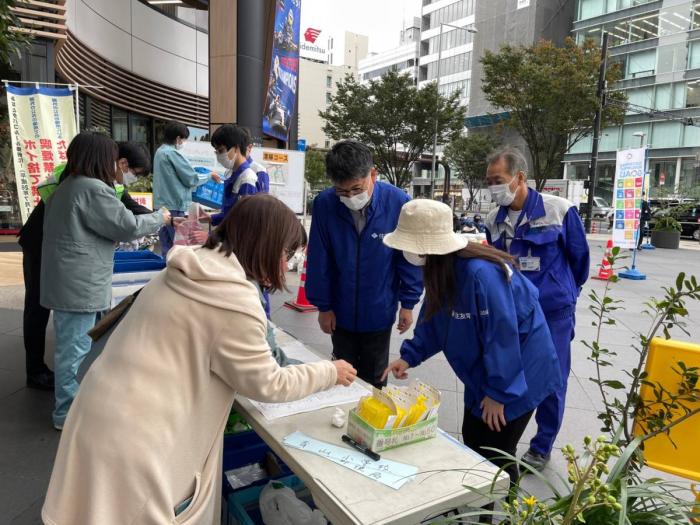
[284,253,318,312]
[593,239,614,281]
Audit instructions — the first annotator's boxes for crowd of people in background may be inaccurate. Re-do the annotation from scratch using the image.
[23,123,590,522]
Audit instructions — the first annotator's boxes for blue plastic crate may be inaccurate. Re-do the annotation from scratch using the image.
[192,169,224,209]
[227,475,309,525]
[113,251,165,273]
[222,431,292,498]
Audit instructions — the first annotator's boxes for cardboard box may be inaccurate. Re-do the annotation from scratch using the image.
[346,408,438,453]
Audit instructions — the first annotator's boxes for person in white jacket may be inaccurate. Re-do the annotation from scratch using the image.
[42,194,357,525]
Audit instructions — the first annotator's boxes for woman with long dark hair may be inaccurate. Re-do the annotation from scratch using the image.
[42,194,356,525]
[382,199,561,485]
[40,131,169,430]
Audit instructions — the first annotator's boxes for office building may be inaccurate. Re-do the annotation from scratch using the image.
[358,18,421,84]
[418,0,476,104]
[297,31,368,149]
[564,0,700,200]
[466,0,575,151]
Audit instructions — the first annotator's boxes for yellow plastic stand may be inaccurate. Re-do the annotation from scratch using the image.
[634,338,700,482]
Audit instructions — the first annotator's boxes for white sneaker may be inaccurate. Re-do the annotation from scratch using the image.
[53,423,63,431]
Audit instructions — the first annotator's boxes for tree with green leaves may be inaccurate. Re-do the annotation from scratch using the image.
[444,133,499,210]
[320,70,466,189]
[0,1,29,66]
[481,38,626,191]
[304,147,330,192]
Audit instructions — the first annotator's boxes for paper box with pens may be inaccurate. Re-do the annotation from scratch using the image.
[347,380,441,453]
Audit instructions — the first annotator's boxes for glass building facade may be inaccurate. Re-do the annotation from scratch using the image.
[565,0,700,200]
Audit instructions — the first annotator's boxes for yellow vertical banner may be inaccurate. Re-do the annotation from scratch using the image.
[5,85,77,223]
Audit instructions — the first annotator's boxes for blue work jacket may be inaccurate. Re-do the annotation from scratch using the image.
[306,182,423,332]
[153,144,209,211]
[401,257,561,422]
[211,159,258,226]
[484,188,589,317]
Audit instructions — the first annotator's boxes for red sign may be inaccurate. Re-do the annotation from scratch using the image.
[659,173,666,185]
[304,27,321,43]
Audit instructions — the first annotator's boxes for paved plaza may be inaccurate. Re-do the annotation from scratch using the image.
[1,236,699,524]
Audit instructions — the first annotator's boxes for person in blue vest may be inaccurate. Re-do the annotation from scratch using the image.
[306,140,423,388]
[209,124,259,226]
[383,199,561,486]
[247,143,270,193]
[153,121,219,257]
[483,146,589,472]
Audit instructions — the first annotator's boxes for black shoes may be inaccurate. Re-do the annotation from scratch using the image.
[521,448,550,472]
[26,369,54,391]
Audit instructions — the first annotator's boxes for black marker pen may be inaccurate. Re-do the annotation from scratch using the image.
[341,434,381,461]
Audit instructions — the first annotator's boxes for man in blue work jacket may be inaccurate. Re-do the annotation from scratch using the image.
[306,140,423,388]
[484,146,590,471]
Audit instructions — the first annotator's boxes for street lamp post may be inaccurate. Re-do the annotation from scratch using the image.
[429,22,477,200]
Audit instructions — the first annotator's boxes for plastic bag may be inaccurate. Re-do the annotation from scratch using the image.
[259,481,326,525]
[174,203,209,246]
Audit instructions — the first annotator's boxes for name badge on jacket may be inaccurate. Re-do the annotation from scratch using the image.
[519,249,541,272]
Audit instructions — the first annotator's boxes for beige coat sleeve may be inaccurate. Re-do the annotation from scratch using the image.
[211,314,337,402]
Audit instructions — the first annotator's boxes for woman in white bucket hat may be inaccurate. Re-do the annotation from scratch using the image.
[382,199,561,486]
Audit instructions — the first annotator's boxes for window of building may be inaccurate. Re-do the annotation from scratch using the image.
[426,52,472,80]
[426,27,473,54]
[326,75,332,88]
[600,127,620,151]
[679,158,700,190]
[578,0,605,20]
[621,123,650,149]
[326,92,332,104]
[112,108,128,142]
[674,82,687,107]
[688,40,700,69]
[626,49,656,78]
[428,0,475,30]
[654,83,672,110]
[682,120,700,146]
[626,86,654,111]
[652,121,682,149]
[686,80,700,107]
[324,140,330,148]
[649,159,676,194]
[658,4,692,37]
[656,42,687,75]
[578,0,659,21]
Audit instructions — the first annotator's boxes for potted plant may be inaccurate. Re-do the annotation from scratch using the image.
[651,216,682,249]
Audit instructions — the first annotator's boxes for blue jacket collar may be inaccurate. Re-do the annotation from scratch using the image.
[495,187,545,224]
[232,158,252,179]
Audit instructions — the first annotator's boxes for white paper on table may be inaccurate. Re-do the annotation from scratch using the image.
[280,339,321,363]
[249,381,369,420]
[283,431,418,490]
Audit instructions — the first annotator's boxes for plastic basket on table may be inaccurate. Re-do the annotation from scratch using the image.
[192,167,224,209]
[113,251,165,273]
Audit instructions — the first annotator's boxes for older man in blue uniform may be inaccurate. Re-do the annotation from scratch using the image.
[484,146,590,471]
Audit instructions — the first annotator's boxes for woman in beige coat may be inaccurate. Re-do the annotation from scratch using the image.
[42,194,357,525]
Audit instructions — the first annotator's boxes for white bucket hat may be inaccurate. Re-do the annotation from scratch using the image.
[383,199,468,255]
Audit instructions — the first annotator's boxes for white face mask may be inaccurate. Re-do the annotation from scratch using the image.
[339,191,370,211]
[403,251,426,266]
[489,179,518,207]
[122,170,138,186]
[217,151,234,170]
